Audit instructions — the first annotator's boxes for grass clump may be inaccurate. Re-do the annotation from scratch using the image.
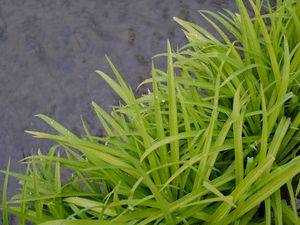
[1,0,300,224]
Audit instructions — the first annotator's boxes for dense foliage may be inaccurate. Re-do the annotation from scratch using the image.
[2,0,300,224]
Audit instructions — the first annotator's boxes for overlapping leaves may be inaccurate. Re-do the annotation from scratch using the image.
[1,0,300,224]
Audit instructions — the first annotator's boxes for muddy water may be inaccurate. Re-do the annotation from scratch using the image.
[0,0,260,223]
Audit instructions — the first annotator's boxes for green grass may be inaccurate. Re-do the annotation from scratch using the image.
[1,0,300,224]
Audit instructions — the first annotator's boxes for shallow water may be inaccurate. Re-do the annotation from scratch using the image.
[0,0,270,223]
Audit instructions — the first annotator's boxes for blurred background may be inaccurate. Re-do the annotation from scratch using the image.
[0,0,259,223]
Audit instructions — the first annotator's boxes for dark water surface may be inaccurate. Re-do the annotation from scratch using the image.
[0,0,257,223]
